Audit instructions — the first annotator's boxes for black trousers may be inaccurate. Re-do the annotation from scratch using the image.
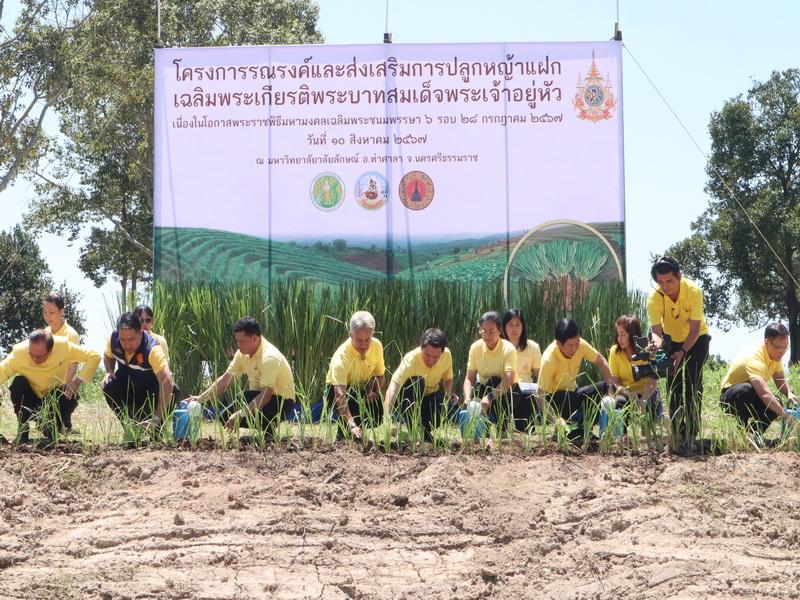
[103,375,162,424]
[720,383,779,435]
[10,376,76,438]
[395,377,444,442]
[666,334,711,445]
[475,377,539,433]
[325,385,384,436]
[546,381,609,436]
[219,390,294,439]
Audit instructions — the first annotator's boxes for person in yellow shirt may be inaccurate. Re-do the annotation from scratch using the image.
[102,312,175,440]
[134,305,169,363]
[324,311,385,439]
[501,308,542,431]
[463,311,518,431]
[383,328,457,442]
[719,323,798,438]
[538,318,614,443]
[187,317,295,441]
[608,315,663,421]
[0,329,99,444]
[43,291,81,344]
[40,290,81,432]
[647,256,711,454]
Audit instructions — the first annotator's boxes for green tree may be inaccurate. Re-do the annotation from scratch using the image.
[667,69,800,362]
[0,225,86,351]
[21,0,323,294]
[0,1,86,194]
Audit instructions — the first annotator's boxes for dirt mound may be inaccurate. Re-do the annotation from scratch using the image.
[1,446,799,599]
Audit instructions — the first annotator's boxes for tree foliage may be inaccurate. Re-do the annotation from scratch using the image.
[15,0,322,293]
[667,69,800,362]
[0,225,86,352]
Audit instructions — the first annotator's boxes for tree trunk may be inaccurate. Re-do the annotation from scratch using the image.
[789,294,800,366]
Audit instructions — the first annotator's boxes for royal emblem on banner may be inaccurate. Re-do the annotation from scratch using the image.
[572,52,617,123]
[310,173,345,212]
[399,171,434,211]
[355,172,388,210]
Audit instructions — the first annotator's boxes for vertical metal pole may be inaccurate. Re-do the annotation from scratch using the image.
[383,0,391,43]
[157,0,162,43]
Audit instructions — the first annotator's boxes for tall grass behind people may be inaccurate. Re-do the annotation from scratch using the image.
[648,256,711,455]
[719,323,799,445]
[538,318,615,445]
[501,308,542,432]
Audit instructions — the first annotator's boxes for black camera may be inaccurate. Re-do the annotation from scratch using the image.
[631,334,672,381]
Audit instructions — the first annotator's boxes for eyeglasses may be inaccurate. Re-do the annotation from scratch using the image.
[479,329,499,336]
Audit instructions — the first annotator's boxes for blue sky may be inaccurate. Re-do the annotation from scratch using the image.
[1,0,798,359]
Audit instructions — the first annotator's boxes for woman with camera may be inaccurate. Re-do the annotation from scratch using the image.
[608,315,664,424]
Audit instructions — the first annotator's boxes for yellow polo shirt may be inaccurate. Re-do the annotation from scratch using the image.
[608,344,649,394]
[466,338,517,380]
[46,321,80,345]
[538,338,599,394]
[224,336,295,399]
[721,343,784,390]
[514,339,542,384]
[647,278,709,342]
[326,338,385,387]
[104,338,169,375]
[150,332,170,363]
[391,347,454,395]
[0,338,100,397]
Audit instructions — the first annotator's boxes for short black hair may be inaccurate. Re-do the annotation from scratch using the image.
[651,256,681,280]
[43,291,65,310]
[117,312,142,332]
[554,318,580,343]
[502,308,528,351]
[420,328,447,349]
[233,316,261,337]
[29,328,55,351]
[134,305,154,319]
[479,311,502,330]
[764,322,789,340]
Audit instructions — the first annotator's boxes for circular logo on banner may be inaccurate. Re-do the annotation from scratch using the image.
[355,172,388,210]
[583,84,606,108]
[399,171,434,211]
[310,173,345,212]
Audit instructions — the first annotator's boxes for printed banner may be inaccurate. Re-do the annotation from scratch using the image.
[154,41,625,292]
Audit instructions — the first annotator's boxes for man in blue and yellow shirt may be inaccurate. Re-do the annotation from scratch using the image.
[102,312,175,437]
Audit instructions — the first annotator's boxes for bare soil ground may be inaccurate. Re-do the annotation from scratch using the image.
[1,444,800,600]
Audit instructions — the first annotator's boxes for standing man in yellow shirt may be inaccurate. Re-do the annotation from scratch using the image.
[102,312,175,441]
[647,256,711,455]
[187,317,295,441]
[538,319,615,443]
[719,323,798,439]
[384,328,457,442]
[325,311,385,440]
[0,329,99,444]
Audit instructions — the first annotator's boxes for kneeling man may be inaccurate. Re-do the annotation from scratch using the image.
[103,312,175,439]
[720,322,798,438]
[188,317,295,440]
[0,329,99,443]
